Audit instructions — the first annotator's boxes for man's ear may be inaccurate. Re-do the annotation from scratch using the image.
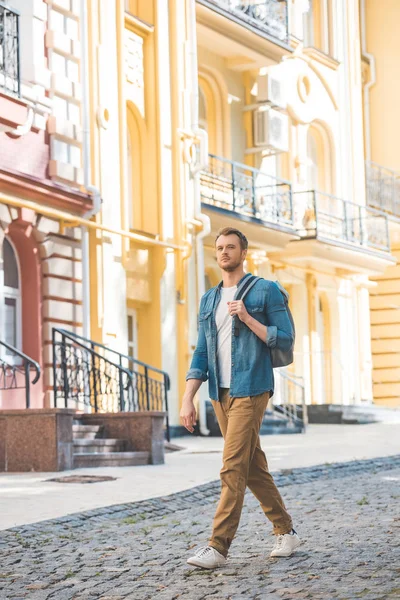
[242,249,248,261]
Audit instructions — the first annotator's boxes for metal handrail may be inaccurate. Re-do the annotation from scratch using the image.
[52,328,171,440]
[275,368,307,429]
[201,153,294,228]
[0,340,41,408]
[198,0,289,43]
[208,153,292,186]
[293,189,391,253]
[365,160,400,218]
[61,328,170,388]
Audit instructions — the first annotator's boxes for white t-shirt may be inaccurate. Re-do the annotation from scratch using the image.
[215,285,237,388]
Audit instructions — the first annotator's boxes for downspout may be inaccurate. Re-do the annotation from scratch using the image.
[360,0,376,162]
[187,0,210,435]
[80,0,102,340]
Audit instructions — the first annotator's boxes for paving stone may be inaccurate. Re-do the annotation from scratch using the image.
[1,457,400,599]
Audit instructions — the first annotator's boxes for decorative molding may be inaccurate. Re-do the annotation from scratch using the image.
[302,47,341,71]
[284,49,339,110]
[124,13,154,37]
[0,169,92,215]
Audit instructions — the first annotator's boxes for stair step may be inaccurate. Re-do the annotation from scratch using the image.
[73,439,127,454]
[73,451,149,468]
[259,425,304,435]
[73,424,103,439]
[263,416,288,427]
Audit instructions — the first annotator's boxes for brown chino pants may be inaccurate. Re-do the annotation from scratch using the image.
[209,388,293,557]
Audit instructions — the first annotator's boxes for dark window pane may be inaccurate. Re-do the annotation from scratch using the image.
[4,296,17,348]
[3,238,19,289]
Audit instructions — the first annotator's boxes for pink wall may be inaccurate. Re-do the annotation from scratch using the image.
[1,219,44,409]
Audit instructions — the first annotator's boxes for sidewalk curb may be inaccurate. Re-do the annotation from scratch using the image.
[2,454,399,538]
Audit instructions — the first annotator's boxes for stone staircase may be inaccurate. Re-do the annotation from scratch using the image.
[259,409,303,435]
[205,404,303,436]
[73,422,149,468]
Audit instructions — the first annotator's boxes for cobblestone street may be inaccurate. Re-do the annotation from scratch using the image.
[1,456,399,600]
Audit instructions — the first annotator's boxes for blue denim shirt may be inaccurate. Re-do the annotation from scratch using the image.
[186,273,294,401]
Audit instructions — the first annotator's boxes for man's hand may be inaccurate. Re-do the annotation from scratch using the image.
[228,300,250,323]
[180,398,197,433]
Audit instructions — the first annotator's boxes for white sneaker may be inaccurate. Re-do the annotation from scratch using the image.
[187,546,227,569]
[270,530,301,557]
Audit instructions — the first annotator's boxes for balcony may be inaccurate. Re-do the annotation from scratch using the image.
[0,3,20,97]
[196,1,292,69]
[365,161,400,220]
[198,0,288,42]
[200,154,298,250]
[270,190,395,275]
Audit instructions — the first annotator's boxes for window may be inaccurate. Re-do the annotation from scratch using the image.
[127,310,138,370]
[303,0,334,57]
[1,238,22,362]
[0,4,20,96]
[127,130,134,229]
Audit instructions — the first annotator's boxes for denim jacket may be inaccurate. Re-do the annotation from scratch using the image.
[186,273,295,401]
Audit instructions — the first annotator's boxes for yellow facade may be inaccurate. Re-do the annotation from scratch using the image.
[81,0,400,430]
[363,0,400,408]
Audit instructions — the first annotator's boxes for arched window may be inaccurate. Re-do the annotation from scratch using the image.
[126,102,146,232]
[307,128,319,190]
[307,123,334,193]
[199,85,209,135]
[1,238,22,360]
[126,127,134,229]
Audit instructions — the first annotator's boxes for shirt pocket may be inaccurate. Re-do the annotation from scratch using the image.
[247,305,266,324]
[199,310,213,322]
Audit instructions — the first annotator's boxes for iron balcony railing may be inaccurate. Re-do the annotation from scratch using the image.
[365,161,400,218]
[52,328,171,441]
[0,3,20,96]
[199,0,289,43]
[294,190,390,253]
[0,340,41,408]
[201,154,294,229]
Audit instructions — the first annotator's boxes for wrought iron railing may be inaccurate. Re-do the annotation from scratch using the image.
[0,3,20,96]
[365,161,400,218]
[52,328,170,440]
[275,369,307,430]
[0,340,41,408]
[294,190,390,253]
[200,154,294,228]
[199,0,289,43]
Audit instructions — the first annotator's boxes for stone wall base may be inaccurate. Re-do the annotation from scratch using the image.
[76,412,166,465]
[0,409,75,472]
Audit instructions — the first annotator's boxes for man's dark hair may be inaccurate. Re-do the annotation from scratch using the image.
[215,227,248,251]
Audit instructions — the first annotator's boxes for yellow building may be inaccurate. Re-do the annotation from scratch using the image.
[193,0,395,423]
[6,1,396,433]
[86,0,399,431]
[362,0,400,408]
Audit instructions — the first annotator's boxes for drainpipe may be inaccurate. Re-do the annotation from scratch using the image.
[360,0,376,162]
[187,0,210,435]
[80,0,102,340]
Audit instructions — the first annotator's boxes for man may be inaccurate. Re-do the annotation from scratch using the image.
[180,227,300,570]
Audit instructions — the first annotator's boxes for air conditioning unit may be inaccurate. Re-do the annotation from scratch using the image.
[257,73,286,109]
[253,107,289,153]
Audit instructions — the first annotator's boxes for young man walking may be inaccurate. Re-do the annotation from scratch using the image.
[180,227,300,569]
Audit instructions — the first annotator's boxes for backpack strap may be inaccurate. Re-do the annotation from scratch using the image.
[233,275,261,337]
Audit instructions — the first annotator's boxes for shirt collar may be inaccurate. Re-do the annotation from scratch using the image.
[217,272,252,292]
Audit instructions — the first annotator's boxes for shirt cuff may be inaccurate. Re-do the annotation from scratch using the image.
[266,325,277,348]
[186,368,208,382]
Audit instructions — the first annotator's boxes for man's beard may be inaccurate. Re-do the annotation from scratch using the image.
[219,258,242,272]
